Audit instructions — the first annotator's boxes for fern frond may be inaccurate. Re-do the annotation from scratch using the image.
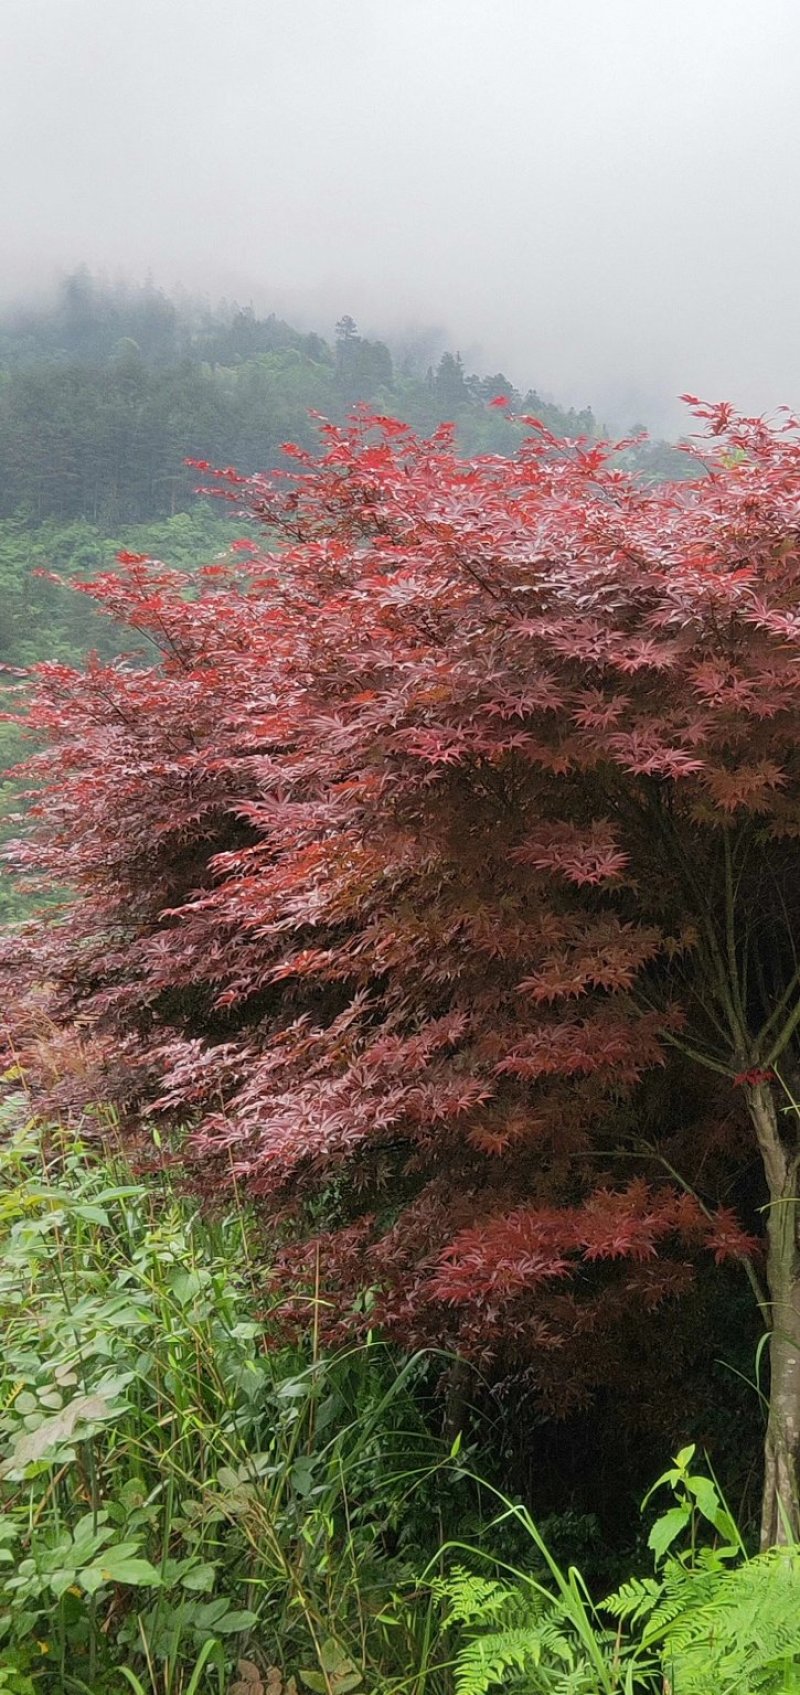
[603,1574,661,1626]
[453,1625,542,1695]
[652,1547,800,1692]
[432,1566,513,1626]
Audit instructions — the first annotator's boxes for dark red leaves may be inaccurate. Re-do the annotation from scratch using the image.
[512,822,630,886]
[3,402,798,1384]
[702,1206,761,1264]
[432,1182,749,1305]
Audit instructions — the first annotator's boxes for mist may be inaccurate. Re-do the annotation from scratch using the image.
[3,0,800,433]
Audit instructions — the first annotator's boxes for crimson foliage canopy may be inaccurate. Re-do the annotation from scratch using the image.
[8,404,800,1510]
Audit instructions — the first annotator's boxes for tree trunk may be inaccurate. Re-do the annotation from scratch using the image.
[442,1357,473,1447]
[747,1084,800,1547]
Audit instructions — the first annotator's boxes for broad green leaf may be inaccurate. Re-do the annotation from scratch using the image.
[687,1474,724,1525]
[214,1608,258,1633]
[181,1562,218,1592]
[648,1505,691,1561]
[70,1203,110,1224]
[78,1565,107,1596]
[5,1394,113,1469]
[99,1555,162,1586]
[291,1457,316,1497]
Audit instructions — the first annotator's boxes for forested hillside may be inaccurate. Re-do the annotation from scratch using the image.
[0,271,596,526]
[0,272,604,670]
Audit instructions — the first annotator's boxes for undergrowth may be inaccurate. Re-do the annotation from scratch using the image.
[0,1096,455,1693]
[435,1449,800,1695]
[1,1094,798,1695]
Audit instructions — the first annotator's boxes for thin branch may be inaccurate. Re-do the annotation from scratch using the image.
[757,962,800,1050]
[764,993,800,1070]
[638,790,746,1049]
[723,829,749,1037]
[765,856,800,978]
[659,1027,736,1078]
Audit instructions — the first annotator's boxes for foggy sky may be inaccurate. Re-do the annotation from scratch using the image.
[3,0,800,434]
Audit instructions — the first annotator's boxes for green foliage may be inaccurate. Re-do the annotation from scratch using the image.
[640,1442,743,1561]
[605,1446,800,1694]
[0,507,242,672]
[0,1098,455,1692]
[433,1554,626,1695]
[430,1481,638,1695]
[435,1452,800,1695]
[609,1550,800,1694]
[1,1096,799,1695]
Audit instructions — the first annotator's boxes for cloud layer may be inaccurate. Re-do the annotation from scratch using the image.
[3,0,799,431]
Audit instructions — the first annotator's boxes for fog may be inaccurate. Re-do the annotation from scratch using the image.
[3,0,800,433]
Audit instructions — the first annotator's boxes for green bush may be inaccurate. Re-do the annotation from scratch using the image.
[0,1098,453,1692]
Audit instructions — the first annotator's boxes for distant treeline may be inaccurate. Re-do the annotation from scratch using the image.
[0,271,602,527]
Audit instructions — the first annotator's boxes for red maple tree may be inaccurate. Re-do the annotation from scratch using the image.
[6,400,800,1541]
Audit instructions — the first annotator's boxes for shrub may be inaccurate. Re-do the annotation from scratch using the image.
[0,1097,452,1691]
[7,404,800,1535]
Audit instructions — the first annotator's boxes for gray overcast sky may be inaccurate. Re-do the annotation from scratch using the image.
[2,0,800,432]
